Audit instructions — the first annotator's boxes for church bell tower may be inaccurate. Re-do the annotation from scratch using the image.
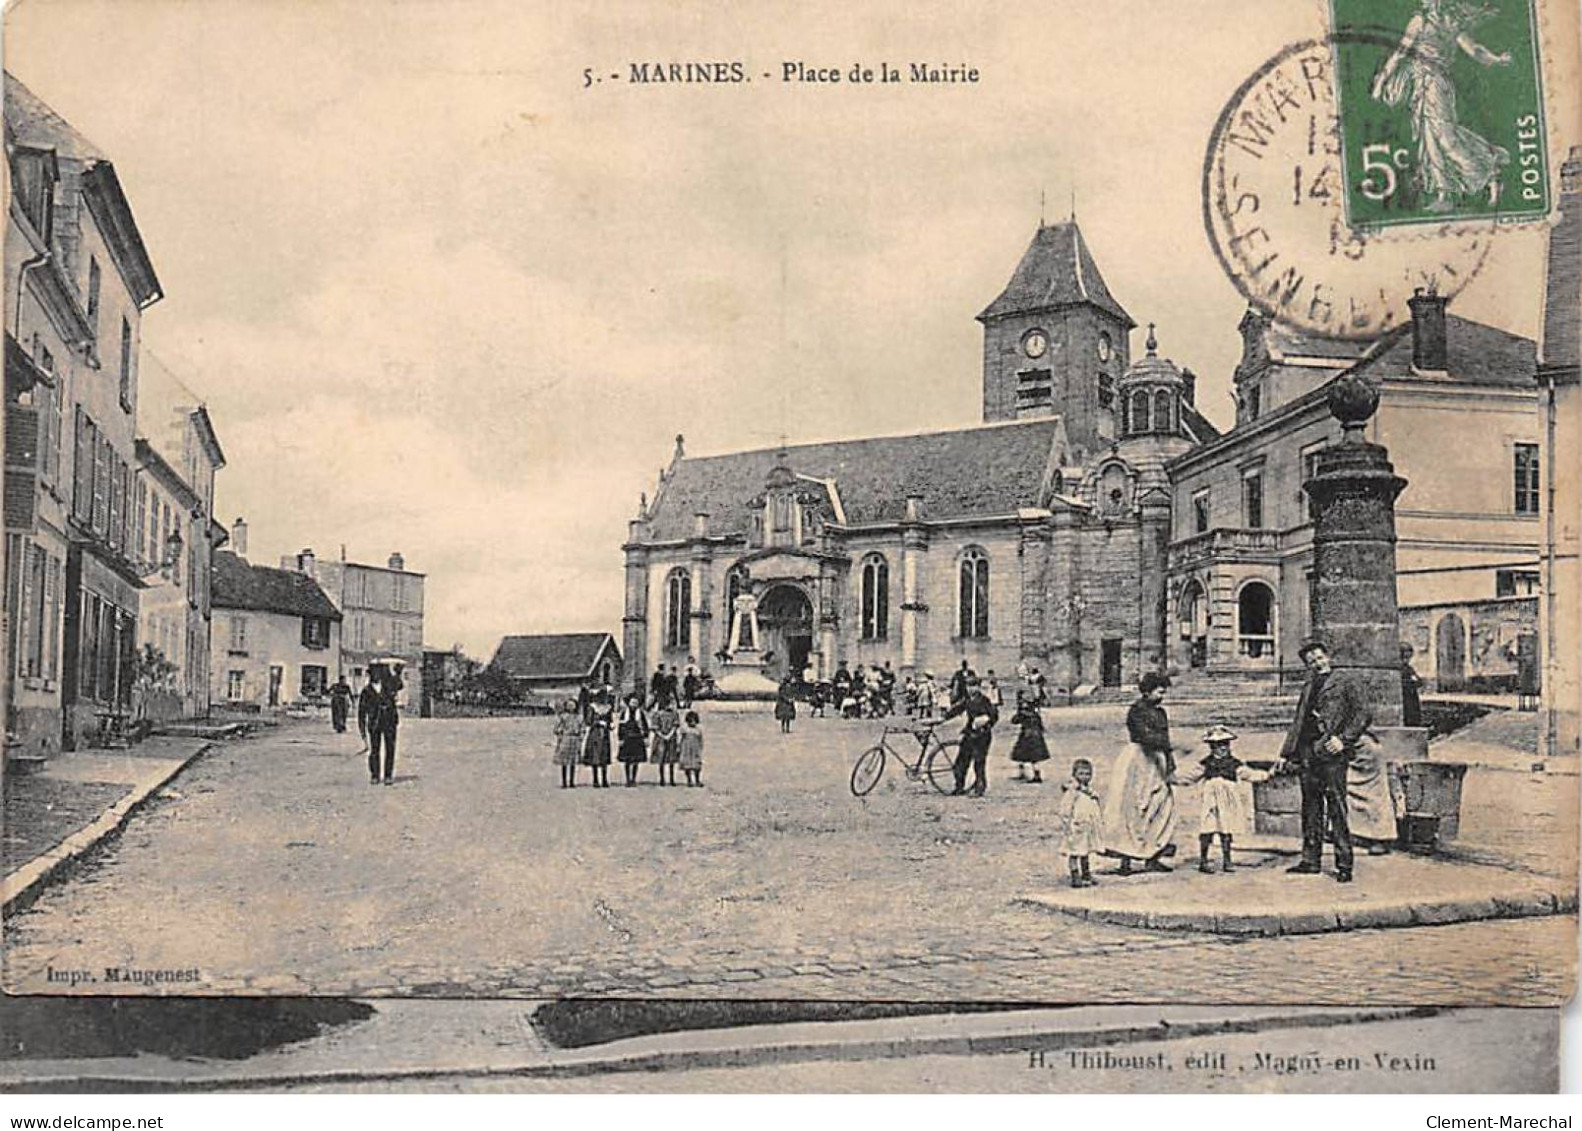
[977,221,1135,463]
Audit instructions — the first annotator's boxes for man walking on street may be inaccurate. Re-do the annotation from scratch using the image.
[328,675,353,733]
[360,666,405,785]
[1278,638,1371,882]
[943,674,999,797]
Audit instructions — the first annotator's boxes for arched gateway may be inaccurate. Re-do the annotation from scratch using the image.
[757,583,814,682]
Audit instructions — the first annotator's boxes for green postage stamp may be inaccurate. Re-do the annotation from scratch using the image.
[1329,0,1550,227]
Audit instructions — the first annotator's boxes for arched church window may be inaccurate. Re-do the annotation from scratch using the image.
[1129,389,1152,434]
[958,548,989,639]
[1154,389,1174,433]
[860,554,889,641]
[1097,372,1115,409]
[665,568,691,651]
[772,494,793,533]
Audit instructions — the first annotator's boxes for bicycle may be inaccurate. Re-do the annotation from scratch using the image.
[849,721,960,797]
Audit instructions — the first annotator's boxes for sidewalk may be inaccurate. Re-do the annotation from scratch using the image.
[0,1000,1426,1091]
[1017,710,1578,938]
[1016,850,1575,937]
[3,735,216,912]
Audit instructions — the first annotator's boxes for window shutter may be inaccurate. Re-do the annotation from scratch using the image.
[73,410,91,522]
[17,544,36,678]
[108,459,123,551]
[4,536,20,677]
[44,553,60,680]
[135,482,147,565]
[92,436,109,536]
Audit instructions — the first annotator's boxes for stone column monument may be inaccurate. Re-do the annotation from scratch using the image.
[1303,373,1407,723]
[1300,372,1451,844]
[717,593,777,696]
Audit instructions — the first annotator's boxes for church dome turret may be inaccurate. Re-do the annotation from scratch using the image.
[1117,324,1185,437]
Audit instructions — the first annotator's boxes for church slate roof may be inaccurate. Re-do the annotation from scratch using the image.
[1350,314,1536,386]
[212,551,343,620]
[491,633,619,682]
[1180,402,1222,443]
[978,221,1135,327]
[644,419,1063,542]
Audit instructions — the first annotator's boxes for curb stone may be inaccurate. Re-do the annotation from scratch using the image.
[1017,884,1577,937]
[2,741,217,915]
[0,1005,1433,1092]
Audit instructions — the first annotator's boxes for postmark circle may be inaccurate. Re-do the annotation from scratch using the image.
[1204,36,1495,341]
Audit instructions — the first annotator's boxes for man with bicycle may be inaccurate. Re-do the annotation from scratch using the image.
[942,674,999,797]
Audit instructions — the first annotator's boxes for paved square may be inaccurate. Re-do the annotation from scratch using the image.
[2,710,1572,1004]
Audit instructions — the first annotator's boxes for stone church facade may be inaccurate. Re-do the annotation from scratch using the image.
[622,199,1561,697]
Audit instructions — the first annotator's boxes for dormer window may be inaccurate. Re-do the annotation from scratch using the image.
[9,146,58,242]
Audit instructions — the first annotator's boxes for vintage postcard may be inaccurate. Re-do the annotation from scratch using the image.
[1,0,1579,1094]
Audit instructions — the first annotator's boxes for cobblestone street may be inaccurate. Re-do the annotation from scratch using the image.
[3,711,1573,1004]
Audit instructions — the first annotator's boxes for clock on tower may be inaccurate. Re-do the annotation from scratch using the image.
[976,221,1135,461]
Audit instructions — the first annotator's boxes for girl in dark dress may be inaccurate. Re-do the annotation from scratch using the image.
[581,691,614,788]
[650,699,680,786]
[1009,692,1051,782]
[616,694,650,786]
[774,677,797,733]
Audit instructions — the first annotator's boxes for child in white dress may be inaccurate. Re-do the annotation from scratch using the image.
[1057,758,1103,888]
[1179,724,1271,873]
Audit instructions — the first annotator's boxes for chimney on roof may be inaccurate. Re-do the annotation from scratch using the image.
[692,512,709,539]
[231,517,248,559]
[297,548,316,577]
[388,552,405,571]
[1181,367,1197,407]
[1408,287,1448,372]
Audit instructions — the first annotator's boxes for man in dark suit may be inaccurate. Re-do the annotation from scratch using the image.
[360,666,404,785]
[328,676,353,733]
[1278,638,1372,882]
[942,674,999,797]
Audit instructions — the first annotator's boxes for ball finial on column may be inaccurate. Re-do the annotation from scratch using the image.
[1326,372,1380,444]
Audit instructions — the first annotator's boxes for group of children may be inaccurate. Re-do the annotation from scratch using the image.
[1053,723,1266,888]
[551,693,705,789]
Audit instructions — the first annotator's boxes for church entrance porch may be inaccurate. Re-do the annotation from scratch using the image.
[758,583,815,683]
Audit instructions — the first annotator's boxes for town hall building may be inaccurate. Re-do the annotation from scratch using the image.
[622,181,1566,697]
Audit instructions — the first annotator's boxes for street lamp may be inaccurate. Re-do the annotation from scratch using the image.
[136,528,184,581]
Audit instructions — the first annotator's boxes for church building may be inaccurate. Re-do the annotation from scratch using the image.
[622,189,1563,697]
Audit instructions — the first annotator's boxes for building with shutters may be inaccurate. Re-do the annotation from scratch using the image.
[210,546,341,711]
[295,550,426,708]
[5,73,163,757]
[133,365,226,722]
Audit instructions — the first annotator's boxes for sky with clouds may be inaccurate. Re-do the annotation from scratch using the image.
[6,0,1572,657]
